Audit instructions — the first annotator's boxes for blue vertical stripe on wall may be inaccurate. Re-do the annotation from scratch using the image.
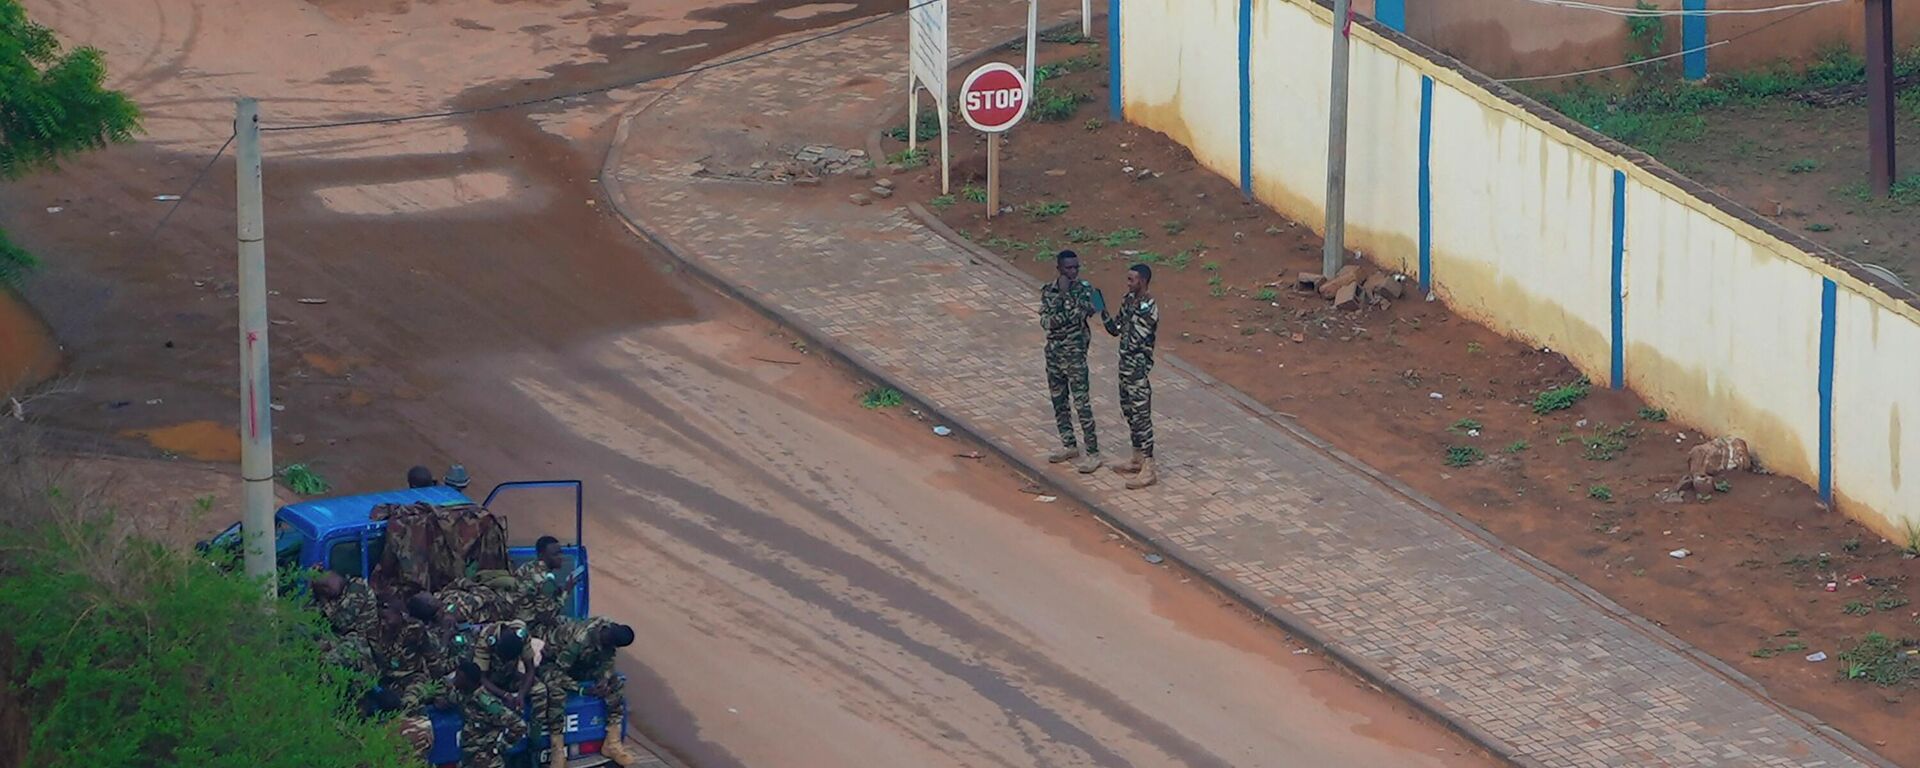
[1610,170,1626,390]
[1377,0,1406,32]
[1108,0,1123,120]
[1819,277,1838,504]
[1239,0,1253,198]
[1682,0,1708,81]
[1417,75,1434,294]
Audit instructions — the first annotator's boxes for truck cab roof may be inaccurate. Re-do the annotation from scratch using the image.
[277,485,472,541]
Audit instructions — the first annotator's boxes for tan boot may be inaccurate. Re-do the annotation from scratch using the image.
[1125,457,1158,489]
[1046,445,1081,464]
[1110,448,1142,475]
[600,713,642,765]
[549,733,567,768]
[1074,452,1104,474]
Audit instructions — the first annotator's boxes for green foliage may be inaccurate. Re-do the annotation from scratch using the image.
[1099,228,1144,248]
[885,109,943,142]
[1624,1,1664,65]
[1031,85,1092,122]
[1039,29,1094,45]
[887,147,928,169]
[1588,484,1613,502]
[1636,406,1668,421]
[962,184,988,203]
[1838,633,1920,686]
[1532,378,1592,414]
[860,386,903,409]
[0,508,413,766]
[929,195,956,210]
[1449,418,1483,432]
[1444,445,1484,467]
[280,463,330,496]
[1023,200,1070,220]
[1580,422,1636,461]
[1806,222,1835,232]
[1083,117,1104,132]
[1253,287,1278,302]
[1,0,141,282]
[1505,439,1530,454]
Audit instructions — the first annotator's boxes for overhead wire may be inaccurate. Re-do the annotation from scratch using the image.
[1512,0,1845,17]
[1498,3,1827,82]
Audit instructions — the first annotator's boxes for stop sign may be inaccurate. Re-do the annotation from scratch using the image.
[960,62,1028,133]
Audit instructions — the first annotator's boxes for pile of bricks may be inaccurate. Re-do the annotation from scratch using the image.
[1294,265,1407,310]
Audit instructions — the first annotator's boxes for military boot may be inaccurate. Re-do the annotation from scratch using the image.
[601,713,642,765]
[1074,451,1104,474]
[1046,445,1080,464]
[1110,448,1142,475]
[1125,457,1158,489]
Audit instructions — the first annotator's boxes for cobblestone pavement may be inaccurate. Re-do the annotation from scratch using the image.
[604,7,1877,768]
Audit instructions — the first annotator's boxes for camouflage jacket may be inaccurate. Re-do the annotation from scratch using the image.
[320,577,380,638]
[1103,292,1159,357]
[513,559,565,630]
[461,620,536,689]
[544,616,618,684]
[455,686,526,750]
[1039,278,1097,344]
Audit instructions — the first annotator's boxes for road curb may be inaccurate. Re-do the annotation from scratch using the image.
[596,18,1891,768]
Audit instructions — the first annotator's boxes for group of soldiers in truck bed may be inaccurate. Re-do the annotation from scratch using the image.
[311,534,641,768]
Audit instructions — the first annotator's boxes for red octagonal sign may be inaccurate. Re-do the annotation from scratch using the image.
[960,62,1029,133]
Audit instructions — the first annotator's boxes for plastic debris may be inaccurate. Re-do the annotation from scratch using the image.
[153,194,181,201]
[1805,651,1828,662]
[297,297,328,305]
[1143,553,1164,565]
[932,425,952,437]
[45,206,61,213]
[1033,495,1057,503]
[1669,549,1691,559]
[1429,392,1444,400]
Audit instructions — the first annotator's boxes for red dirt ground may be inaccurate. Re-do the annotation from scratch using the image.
[901,41,1920,766]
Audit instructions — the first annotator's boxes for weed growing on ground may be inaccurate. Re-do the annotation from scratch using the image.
[1032,86,1091,122]
[1843,536,1863,552]
[1024,200,1070,220]
[1588,485,1614,502]
[1715,478,1732,493]
[1083,117,1104,132]
[1844,601,1873,616]
[1444,445,1484,467]
[1254,287,1278,302]
[860,387,903,409]
[1162,220,1187,235]
[1580,423,1636,461]
[962,185,988,203]
[281,464,330,496]
[930,195,956,210]
[1064,227,1096,244]
[1532,378,1592,414]
[886,147,928,169]
[1838,633,1920,686]
[1100,228,1144,248]
[1788,158,1820,174]
[1449,418,1483,432]
[1506,440,1530,454]
[1207,274,1226,298]
[885,110,942,142]
[1807,222,1834,232]
[1202,261,1220,272]
[1637,406,1668,422]
[1466,341,1483,354]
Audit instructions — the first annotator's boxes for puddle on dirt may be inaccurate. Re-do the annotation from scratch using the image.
[0,288,60,391]
[122,420,243,463]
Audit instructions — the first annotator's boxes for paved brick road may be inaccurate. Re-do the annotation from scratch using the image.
[603,7,1877,768]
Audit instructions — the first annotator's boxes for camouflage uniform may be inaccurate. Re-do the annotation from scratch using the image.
[396,714,435,760]
[1103,291,1159,458]
[439,580,517,626]
[1040,277,1100,454]
[455,686,527,768]
[513,559,566,635]
[320,576,380,638]
[542,617,625,714]
[464,620,566,737]
[318,631,378,682]
[373,619,445,710]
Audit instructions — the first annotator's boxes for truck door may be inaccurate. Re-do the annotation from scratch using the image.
[485,480,590,618]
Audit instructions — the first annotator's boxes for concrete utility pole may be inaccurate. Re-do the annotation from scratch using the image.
[1865,0,1896,196]
[1322,0,1353,277]
[235,97,277,594]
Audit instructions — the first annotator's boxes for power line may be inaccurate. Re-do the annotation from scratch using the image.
[1513,0,1845,17]
[262,0,949,133]
[1497,3,1823,83]
[148,129,235,241]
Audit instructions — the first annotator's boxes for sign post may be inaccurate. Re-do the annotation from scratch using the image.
[908,0,951,193]
[960,62,1030,220]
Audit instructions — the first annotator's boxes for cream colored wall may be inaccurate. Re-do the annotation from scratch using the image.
[1116,0,1920,536]
[1833,292,1920,540]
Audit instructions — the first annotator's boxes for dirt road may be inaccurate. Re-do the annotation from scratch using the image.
[2,1,1496,765]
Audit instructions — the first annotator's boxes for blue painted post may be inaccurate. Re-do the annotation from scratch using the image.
[1377,0,1406,32]
[1682,0,1707,81]
[1417,76,1433,294]
[1610,170,1627,390]
[1239,0,1253,198]
[1108,0,1123,120]
[1819,278,1838,504]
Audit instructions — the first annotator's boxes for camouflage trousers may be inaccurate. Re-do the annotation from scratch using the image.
[554,665,627,718]
[1118,352,1154,458]
[460,712,527,768]
[1044,339,1099,453]
[397,715,435,759]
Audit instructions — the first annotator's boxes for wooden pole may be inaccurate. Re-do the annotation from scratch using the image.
[1865,0,1897,196]
[986,135,1000,218]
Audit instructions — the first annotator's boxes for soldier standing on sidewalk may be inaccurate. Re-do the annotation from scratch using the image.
[1039,250,1105,475]
[1103,263,1160,489]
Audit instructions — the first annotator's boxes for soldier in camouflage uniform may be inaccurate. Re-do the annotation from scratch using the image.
[538,617,638,765]
[459,619,566,754]
[1102,263,1161,489]
[515,536,581,636]
[373,600,447,710]
[1038,250,1105,474]
[452,660,527,768]
[312,571,380,638]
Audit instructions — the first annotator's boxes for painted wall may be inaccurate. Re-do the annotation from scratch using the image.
[1398,0,1920,82]
[1113,0,1920,539]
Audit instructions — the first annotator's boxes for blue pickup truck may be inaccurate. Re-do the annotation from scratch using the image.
[206,480,627,767]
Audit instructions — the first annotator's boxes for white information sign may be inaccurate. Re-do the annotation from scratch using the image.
[906,0,951,192]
